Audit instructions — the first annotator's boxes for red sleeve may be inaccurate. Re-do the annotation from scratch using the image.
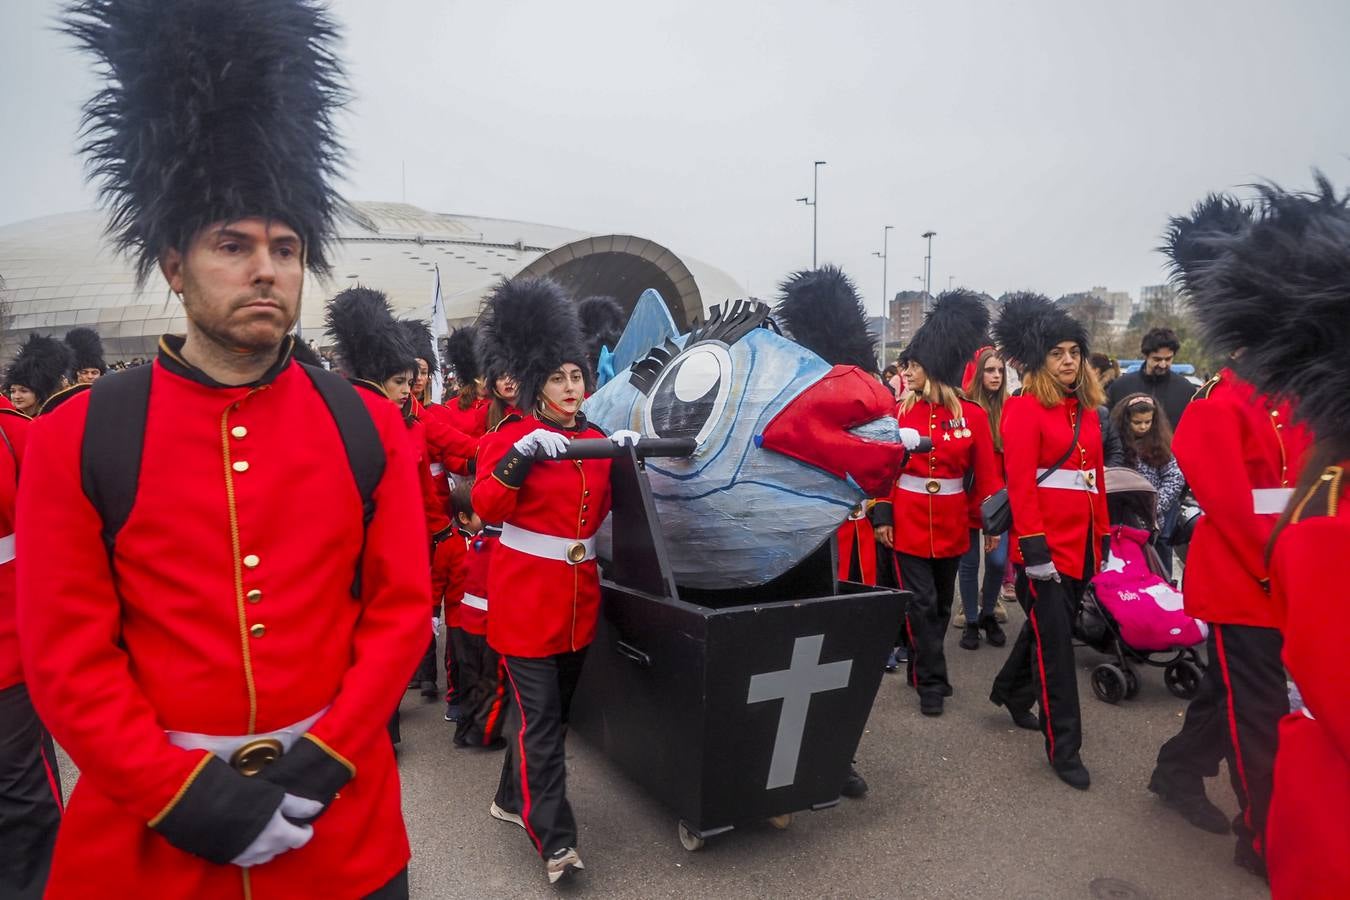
[1173,400,1268,583]
[16,400,210,824]
[471,426,522,526]
[305,398,430,769]
[966,404,1003,526]
[422,408,479,465]
[1000,397,1047,544]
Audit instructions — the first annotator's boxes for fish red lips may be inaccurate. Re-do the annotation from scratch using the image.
[759,365,905,497]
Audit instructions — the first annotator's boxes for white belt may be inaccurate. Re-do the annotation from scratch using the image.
[0,533,13,565]
[1252,488,1294,516]
[167,707,327,772]
[429,463,445,477]
[499,522,596,565]
[462,592,488,611]
[1036,468,1099,493]
[898,475,964,496]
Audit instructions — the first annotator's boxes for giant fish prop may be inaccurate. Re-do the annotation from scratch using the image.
[584,291,904,589]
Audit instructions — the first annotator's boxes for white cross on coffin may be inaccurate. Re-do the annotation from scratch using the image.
[747,634,853,790]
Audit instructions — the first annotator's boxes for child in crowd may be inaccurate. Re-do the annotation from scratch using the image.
[1111,393,1185,571]
[449,481,508,750]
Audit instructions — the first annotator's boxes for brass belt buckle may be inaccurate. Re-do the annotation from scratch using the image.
[565,541,587,564]
[1083,470,1096,488]
[230,737,283,776]
[925,479,941,495]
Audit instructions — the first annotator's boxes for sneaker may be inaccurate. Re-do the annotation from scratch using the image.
[489,801,525,829]
[952,608,967,629]
[841,764,868,798]
[545,847,584,884]
[994,598,1010,623]
[884,647,900,673]
[959,624,981,650]
[1000,583,1017,602]
[444,703,461,722]
[893,645,909,664]
[1147,773,1230,834]
[979,616,1007,647]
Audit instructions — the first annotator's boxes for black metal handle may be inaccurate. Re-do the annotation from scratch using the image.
[913,437,933,454]
[614,640,652,668]
[533,437,696,460]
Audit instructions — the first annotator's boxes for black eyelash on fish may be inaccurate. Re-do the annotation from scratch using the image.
[629,338,682,395]
[627,299,773,396]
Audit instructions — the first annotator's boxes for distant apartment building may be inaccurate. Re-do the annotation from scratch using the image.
[1139,283,1180,316]
[887,291,929,351]
[1086,285,1134,328]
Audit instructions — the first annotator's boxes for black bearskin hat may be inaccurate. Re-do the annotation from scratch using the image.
[1187,174,1350,444]
[901,290,991,388]
[445,326,482,384]
[577,295,626,370]
[476,277,590,409]
[774,265,878,373]
[398,319,438,377]
[1161,193,1255,294]
[63,0,348,284]
[7,335,74,405]
[64,326,107,373]
[992,292,1090,372]
[324,287,416,384]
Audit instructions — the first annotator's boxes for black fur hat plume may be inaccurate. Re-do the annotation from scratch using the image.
[992,292,1090,372]
[901,290,990,388]
[289,336,324,368]
[774,265,878,373]
[63,0,348,284]
[324,287,416,384]
[577,295,626,370]
[1161,193,1255,294]
[64,326,107,373]
[476,277,590,409]
[1187,174,1350,443]
[445,326,482,384]
[398,318,438,377]
[7,335,74,405]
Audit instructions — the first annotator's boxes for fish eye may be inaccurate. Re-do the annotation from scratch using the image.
[642,344,731,444]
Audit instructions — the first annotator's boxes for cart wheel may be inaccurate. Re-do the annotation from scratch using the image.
[1123,667,1141,700]
[1090,664,1127,704]
[1165,659,1204,700]
[766,813,793,830]
[678,820,705,852]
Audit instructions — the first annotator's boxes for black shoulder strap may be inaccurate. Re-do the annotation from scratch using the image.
[81,364,154,552]
[298,363,385,524]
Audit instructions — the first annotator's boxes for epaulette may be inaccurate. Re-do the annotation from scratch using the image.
[1192,375,1221,402]
[350,379,389,399]
[1289,466,1343,523]
[38,383,92,415]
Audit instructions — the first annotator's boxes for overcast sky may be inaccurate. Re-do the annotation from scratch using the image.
[3,0,1348,318]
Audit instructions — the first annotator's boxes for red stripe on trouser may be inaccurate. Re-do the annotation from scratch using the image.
[502,660,542,852]
[905,615,918,687]
[1027,582,1055,763]
[40,740,63,813]
[482,659,508,746]
[1214,627,1257,849]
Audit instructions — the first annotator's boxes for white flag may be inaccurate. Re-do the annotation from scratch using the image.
[429,264,447,404]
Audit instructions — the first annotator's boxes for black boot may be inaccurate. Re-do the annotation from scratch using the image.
[1053,755,1091,791]
[841,763,868,798]
[990,690,1039,730]
[979,615,1007,647]
[959,624,981,650]
[1147,772,1230,834]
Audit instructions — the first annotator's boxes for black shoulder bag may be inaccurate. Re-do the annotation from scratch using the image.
[980,407,1083,535]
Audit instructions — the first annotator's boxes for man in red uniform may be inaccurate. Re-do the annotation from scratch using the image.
[1147,195,1312,879]
[16,3,429,896]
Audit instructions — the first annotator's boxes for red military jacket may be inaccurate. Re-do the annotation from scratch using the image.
[1002,393,1109,576]
[435,398,489,476]
[16,341,429,898]
[458,528,498,636]
[881,398,1002,559]
[1174,370,1311,627]
[1266,463,1349,899]
[0,409,30,691]
[473,414,612,658]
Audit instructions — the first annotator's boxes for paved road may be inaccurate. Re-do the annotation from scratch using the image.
[395,604,1269,900]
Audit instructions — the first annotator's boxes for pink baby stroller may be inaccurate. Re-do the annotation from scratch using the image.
[1076,467,1207,704]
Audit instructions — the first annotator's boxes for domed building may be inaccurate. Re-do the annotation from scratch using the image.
[0,202,745,362]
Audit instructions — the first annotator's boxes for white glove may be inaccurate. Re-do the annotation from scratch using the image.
[610,429,641,448]
[231,794,322,868]
[898,428,922,451]
[1025,562,1061,582]
[431,616,441,635]
[513,428,570,459]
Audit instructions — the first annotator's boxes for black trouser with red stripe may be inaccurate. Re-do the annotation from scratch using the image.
[496,649,589,857]
[451,629,508,747]
[992,567,1086,769]
[896,553,961,699]
[1152,624,1286,855]
[0,683,62,900]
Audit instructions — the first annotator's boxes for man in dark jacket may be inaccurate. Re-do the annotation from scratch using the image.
[1107,328,1195,429]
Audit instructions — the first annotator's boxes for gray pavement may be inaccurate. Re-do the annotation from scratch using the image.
[396,604,1269,900]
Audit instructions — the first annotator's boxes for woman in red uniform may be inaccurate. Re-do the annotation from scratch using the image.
[884,292,1001,717]
[473,277,634,885]
[989,293,1108,790]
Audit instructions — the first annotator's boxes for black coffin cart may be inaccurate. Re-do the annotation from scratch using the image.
[567,443,907,850]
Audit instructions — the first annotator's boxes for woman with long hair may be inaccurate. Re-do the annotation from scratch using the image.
[989,293,1109,791]
[883,291,1001,718]
[955,346,1011,649]
[1111,394,1184,547]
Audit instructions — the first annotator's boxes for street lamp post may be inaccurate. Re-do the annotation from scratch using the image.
[921,230,936,308]
[871,224,893,366]
[795,161,827,267]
